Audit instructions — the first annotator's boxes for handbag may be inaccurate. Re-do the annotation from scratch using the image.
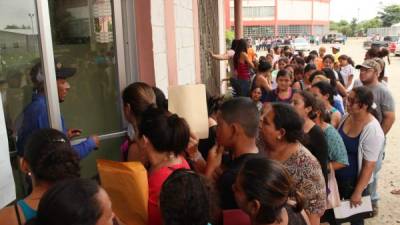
[326,163,341,209]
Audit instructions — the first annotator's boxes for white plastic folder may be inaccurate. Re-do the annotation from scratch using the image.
[168,84,209,139]
[0,94,16,208]
[333,196,373,222]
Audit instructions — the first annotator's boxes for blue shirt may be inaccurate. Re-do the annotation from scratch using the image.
[336,123,360,180]
[16,93,96,159]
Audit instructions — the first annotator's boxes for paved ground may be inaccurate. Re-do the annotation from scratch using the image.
[259,38,400,224]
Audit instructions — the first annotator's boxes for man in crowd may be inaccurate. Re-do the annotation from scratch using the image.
[205,97,261,209]
[17,61,99,159]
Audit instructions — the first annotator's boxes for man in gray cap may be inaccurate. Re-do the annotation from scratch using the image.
[17,61,99,159]
[356,58,395,215]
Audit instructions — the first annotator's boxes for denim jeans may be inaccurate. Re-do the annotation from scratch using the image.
[370,138,386,204]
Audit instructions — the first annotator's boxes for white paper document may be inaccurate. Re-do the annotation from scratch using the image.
[168,84,209,139]
[0,94,16,208]
[333,196,373,219]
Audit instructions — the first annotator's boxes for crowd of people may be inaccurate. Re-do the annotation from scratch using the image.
[0,37,396,225]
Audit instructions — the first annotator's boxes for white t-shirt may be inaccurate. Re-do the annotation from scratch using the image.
[340,64,356,89]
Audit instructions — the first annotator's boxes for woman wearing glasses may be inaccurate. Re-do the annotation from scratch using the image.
[335,86,384,225]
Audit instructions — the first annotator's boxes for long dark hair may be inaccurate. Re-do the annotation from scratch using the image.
[160,169,211,225]
[139,106,190,155]
[26,179,103,225]
[24,128,80,182]
[233,39,248,69]
[239,158,304,224]
[312,81,335,106]
[270,103,304,143]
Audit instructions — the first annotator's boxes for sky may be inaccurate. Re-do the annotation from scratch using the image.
[1,0,400,29]
[330,0,399,22]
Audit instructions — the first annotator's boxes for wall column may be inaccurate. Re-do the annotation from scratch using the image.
[234,0,243,39]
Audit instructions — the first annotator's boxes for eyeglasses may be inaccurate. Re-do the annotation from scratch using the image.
[347,97,359,106]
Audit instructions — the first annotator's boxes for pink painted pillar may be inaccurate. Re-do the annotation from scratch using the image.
[234,0,243,39]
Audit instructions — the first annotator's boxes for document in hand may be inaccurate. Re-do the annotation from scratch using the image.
[333,196,374,223]
[168,84,209,139]
[0,94,16,208]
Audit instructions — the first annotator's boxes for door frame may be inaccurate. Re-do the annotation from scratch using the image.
[35,0,138,140]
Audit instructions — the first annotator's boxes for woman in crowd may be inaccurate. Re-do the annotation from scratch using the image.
[233,39,255,96]
[292,65,306,90]
[260,103,326,225]
[208,39,239,78]
[137,106,191,225]
[313,99,349,170]
[250,86,263,112]
[160,169,213,225]
[303,63,317,90]
[0,129,80,225]
[291,91,329,183]
[25,178,116,225]
[338,55,356,91]
[271,57,290,88]
[310,81,342,128]
[321,68,346,114]
[233,158,310,225]
[251,60,273,99]
[335,87,384,225]
[122,82,156,162]
[321,57,347,97]
[264,69,294,103]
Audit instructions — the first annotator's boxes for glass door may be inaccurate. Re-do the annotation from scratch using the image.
[48,0,127,177]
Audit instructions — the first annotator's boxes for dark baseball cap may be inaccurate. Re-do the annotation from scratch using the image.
[31,60,76,84]
[55,60,76,79]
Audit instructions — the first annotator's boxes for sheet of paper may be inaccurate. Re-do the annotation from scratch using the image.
[333,196,373,219]
[168,84,209,139]
[0,93,16,208]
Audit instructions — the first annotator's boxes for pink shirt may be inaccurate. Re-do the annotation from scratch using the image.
[148,156,190,225]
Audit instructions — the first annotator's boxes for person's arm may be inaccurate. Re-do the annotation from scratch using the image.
[209,52,230,60]
[346,75,354,89]
[381,111,395,135]
[72,135,99,159]
[257,76,272,91]
[204,145,224,179]
[242,52,255,69]
[307,214,321,225]
[331,161,347,170]
[331,111,341,128]
[336,81,348,97]
[350,160,376,207]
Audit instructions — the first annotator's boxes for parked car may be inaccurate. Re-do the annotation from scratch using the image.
[395,40,400,56]
[322,33,344,44]
[292,38,310,51]
[384,36,399,53]
[363,36,398,51]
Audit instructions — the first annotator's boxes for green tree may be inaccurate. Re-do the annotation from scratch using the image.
[378,4,400,27]
[350,18,358,36]
[4,24,20,29]
[358,17,383,34]
[225,30,235,48]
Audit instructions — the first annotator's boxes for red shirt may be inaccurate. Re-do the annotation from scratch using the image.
[148,156,190,225]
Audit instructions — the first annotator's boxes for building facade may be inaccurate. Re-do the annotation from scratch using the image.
[226,0,330,37]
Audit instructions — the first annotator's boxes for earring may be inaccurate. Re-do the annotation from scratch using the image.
[27,172,32,176]
[277,136,281,140]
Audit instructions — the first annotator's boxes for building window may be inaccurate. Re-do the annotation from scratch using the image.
[230,6,274,19]
[243,26,274,38]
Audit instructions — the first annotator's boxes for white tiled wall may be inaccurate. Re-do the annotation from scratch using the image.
[151,0,169,94]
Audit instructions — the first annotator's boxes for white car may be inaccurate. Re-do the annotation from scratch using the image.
[395,40,400,56]
[292,38,311,52]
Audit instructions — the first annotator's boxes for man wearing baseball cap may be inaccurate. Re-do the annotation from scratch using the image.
[17,60,100,159]
[356,58,395,215]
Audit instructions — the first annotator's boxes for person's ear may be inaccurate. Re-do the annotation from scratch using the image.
[277,128,286,141]
[19,158,31,175]
[248,199,261,219]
